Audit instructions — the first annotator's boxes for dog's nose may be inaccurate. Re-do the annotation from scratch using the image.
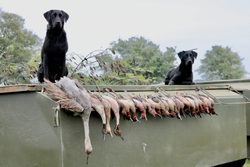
[186,56,193,65]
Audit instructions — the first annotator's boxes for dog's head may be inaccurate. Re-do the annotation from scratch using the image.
[44,10,69,30]
[178,50,197,66]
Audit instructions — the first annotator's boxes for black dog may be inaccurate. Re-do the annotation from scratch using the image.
[165,50,197,85]
[37,10,69,83]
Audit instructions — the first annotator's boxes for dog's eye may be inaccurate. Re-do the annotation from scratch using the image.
[59,14,63,18]
[53,14,56,17]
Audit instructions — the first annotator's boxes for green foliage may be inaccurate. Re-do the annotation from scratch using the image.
[196,45,248,81]
[110,36,177,83]
[66,47,155,85]
[67,37,177,85]
[243,158,250,167]
[0,9,42,85]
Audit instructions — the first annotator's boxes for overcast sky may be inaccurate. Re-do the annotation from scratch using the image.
[1,0,250,80]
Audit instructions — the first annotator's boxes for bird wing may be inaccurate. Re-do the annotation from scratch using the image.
[44,78,83,112]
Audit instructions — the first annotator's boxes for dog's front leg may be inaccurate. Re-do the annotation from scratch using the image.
[182,73,195,85]
[168,75,182,85]
[168,80,175,85]
[181,81,195,85]
[43,55,49,80]
[61,56,66,77]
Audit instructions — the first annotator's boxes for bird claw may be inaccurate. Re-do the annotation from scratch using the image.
[136,118,141,122]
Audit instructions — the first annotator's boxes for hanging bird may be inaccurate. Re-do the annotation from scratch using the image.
[102,95,124,140]
[73,79,107,140]
[117,99,133,121]
[140,97,158,117]
[44,77,93,165]
[91,93,113,137]
[199,94,217,115]
[122,95,140,122]
[132,98,147,121]
[159,96,176,118]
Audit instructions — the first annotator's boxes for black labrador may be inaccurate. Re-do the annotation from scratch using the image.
[165,50,197,85]
[37,10,69,83]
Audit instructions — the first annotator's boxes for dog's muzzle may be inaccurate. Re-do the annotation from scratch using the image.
[53,19,62,28]
[186,58,193,65]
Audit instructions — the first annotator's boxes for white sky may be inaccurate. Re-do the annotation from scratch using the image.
[1,0,250,80]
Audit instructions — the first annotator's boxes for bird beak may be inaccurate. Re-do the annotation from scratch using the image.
[85,151,91,165]
[120,135,124,141]
[157,114,163,119]
[86,154,89,165]
[103,134,106,141]
[109,132,113,138]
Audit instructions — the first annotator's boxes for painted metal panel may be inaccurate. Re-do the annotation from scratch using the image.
[0,92,62,167]
[0,88,247,167]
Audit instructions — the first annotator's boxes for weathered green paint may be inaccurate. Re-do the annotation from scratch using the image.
[0,86,247,167]
[0,92,62,167]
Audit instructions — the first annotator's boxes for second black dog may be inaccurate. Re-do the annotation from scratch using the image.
[37,10,69,83]
[165,50,197,85]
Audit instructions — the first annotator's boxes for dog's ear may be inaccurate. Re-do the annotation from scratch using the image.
[61,10,69,22]
[178,51,185,59]
[44,10,53,22]
[191,51,198,59]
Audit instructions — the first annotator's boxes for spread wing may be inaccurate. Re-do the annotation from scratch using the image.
[43,78,83,113]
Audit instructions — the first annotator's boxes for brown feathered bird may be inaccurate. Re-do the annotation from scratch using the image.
[43,77,92,164]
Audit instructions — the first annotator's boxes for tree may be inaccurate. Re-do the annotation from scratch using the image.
[0,9,42,85]
[110,36,177,83]
[196,45,248,80]
[66,49,154,85]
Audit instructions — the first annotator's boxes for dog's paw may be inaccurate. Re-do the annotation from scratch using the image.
[168,81,175,85]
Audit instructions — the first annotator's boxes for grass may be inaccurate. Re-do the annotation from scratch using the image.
[243,159,250,167]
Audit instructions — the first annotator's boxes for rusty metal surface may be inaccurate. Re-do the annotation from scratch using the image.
[1,77,250,94]
[0,84,43,94]
[1,78,250,94]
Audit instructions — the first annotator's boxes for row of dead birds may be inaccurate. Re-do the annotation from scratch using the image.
[43,77,217,164]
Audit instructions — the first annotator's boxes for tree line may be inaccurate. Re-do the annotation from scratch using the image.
[0,10,248,85]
